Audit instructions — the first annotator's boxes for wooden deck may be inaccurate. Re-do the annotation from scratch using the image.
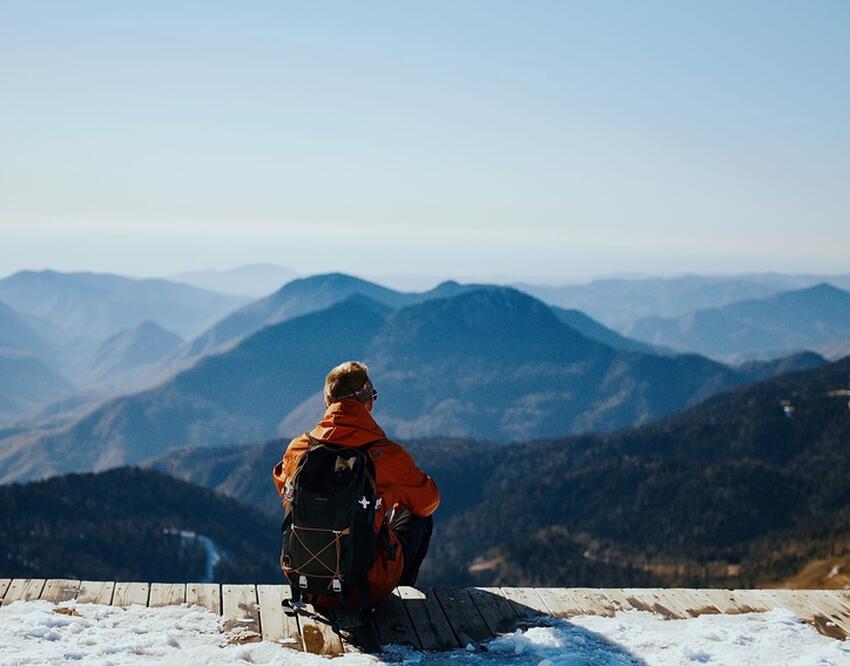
[2,579,849,655]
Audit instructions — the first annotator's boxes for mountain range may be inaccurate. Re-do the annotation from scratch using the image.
[0,299,64,365]
[0,350,73,420]
[79,321,183,391]
[517,273,850,329]
[0,271,687,430]
[0,270,247,341]
[0,285,786,484]
[179,273,477,360]
[627,283,850,361]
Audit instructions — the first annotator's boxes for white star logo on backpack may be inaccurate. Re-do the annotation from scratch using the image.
[358,496,370,509]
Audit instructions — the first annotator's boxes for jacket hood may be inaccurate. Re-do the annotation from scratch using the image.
[309,398,386,446]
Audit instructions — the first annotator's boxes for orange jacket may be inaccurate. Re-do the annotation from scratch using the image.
[272,399,440,603]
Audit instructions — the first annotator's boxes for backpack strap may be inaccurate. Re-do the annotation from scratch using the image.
[303,433,379,495]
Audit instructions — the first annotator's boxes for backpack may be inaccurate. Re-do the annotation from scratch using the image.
[280,435,379,608]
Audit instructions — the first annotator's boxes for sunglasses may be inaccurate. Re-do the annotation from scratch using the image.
[343,381,378,403]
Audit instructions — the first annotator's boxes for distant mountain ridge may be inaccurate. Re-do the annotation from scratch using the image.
[0,270,248,340]
[179,273,651,363]
[179,273,478,360]
[0,287,753,483]
[0,271,657,437]
[516,273,850,329]
[81,321,183,390]
[627,283,850,361]
[0,350,73,420]
[0,299,62,364]
[737,351,828,383]
[0,296,391,482]
[550,306,659,354]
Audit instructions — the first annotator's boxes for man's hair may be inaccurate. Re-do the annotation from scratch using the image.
[324,360,371,404]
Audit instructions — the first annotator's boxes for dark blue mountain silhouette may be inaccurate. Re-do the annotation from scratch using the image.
[628,283,850,360]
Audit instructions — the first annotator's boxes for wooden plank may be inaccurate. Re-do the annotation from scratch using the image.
[295,603,345,657]
[372,588,420,649]
[653,589,700,619]
[618,588,659,615]
[825,591,850,614]
[537,588,602,618]
[0,579,10,602]
[806,590,850,615]
[621,588,689,619]
[795,591,850,640]
[112,582,150,607]
[665,589,723,616]
[76,581,115,605]
[698,589,745,614]
[499,586,551,619]
[332,607,381,654]
[40,579,81,603]
[468,587,522,634]
[597,588,642,613]
[397,586,460,651]
[221,584,261,644]
[758,590,848,640]
[186,583,221,615]
[753,589,798,612]
[726,589,771,614]
[256,584,303,651]
[149,583,186,607]
[576,589,624,616]
[2,579,46,605]
[434,588,493,647]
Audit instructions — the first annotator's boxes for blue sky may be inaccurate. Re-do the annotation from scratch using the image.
[1,1,848,283]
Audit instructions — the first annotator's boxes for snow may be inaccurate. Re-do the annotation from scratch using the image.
[1,600,848,665]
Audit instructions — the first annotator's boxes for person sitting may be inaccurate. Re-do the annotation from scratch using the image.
[272,360,439,607]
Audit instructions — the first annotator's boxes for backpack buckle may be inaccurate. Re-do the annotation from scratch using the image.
[332,578,342,593]
[299,575,308,589]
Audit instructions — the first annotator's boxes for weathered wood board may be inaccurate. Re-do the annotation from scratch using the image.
[76,581,115,605]
[40,579,81,603]
[186,583,221,615]
[112,582,150,607]
[257,584,303,651]
[221,584,261,644]
[2,579,46,606]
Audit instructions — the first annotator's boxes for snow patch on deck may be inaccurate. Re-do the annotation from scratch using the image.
[0,599,848,665]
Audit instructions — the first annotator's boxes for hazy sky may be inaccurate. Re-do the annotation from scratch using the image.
[1,1,849,282]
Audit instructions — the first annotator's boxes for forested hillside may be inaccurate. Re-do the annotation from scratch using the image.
[425,356,850,588]
[0,468,280,583]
